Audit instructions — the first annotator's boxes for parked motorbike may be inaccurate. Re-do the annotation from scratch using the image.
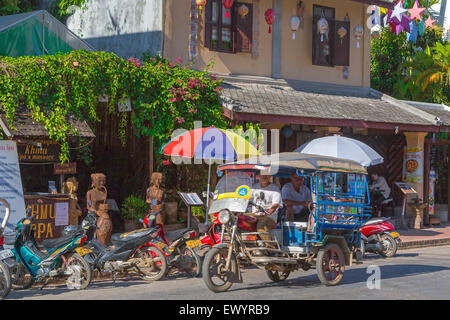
[360,217,401,257]
[0,207,92,295]
[78,212,168,282]
[141,210,202,278]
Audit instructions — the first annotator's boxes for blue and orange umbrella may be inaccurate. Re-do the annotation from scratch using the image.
[160,127,259,222]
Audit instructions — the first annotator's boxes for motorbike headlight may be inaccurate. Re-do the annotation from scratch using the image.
[82,219,89,230]
[218,209,231,224]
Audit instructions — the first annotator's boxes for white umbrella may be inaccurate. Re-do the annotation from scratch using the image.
[294,135,383,167]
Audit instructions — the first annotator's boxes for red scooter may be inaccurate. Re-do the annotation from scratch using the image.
[360,217,401,257]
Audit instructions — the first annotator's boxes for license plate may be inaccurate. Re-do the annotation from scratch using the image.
[76,246,93,256]
[390,232,400,239]
[186,239,202,249]
[0,249,14,261]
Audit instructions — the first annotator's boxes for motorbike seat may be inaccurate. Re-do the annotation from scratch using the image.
[110,228,152,245]
[42,235,77,249]
[364,217,390,226]
[165,228,195,243]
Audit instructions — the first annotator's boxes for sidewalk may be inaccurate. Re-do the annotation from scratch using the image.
[398,222,450,249]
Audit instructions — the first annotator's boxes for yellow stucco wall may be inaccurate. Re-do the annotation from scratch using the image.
[163,0,370,86]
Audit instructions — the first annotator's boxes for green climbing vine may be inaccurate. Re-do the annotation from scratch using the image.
[0,0,88,16]
[0,51,227,162]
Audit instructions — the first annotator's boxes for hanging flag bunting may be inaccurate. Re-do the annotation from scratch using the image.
[418,19,425,36]
[408,0,426,21]
[407,20,418,43]
[400,12,410,33]
[391,0,407,22]
[424,16,436,29]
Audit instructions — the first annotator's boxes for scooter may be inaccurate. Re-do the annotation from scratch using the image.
[141,210,202,277]
[0,206,92,294]
[78,212,168,282]
[360,217,401,257]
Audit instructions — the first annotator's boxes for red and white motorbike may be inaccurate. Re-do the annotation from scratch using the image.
[360,217,401,257]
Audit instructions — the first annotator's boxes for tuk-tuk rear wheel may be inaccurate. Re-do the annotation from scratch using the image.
[316,243,345,286]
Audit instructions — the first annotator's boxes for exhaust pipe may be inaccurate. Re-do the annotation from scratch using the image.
[365,243,382,252]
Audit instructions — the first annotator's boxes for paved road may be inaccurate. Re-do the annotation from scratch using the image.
[5,245,450,300]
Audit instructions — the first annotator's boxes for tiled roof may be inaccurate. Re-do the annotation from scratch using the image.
[220,76,439,129]
[404,101,450,128]
[0,113,95,138]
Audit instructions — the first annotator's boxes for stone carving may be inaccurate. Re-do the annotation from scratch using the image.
[86,173,112,245]
[146,172,165,225]
[61,177,82,225]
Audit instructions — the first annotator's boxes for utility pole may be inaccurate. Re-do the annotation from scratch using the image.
[439,0,448,27]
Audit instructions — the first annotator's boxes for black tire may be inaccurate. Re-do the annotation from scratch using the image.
[135,247,168,281]
[266,270,290,282]
[202,247,237,293]
[379,233,397,258]
[316,243,345,286]
[10,262,34,290]
[65,253,92,290]
[0,261,11,299]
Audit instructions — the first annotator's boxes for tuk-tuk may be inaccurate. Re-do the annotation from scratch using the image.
[202,153,372,292]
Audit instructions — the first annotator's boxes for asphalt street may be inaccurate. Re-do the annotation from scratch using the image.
[5,245,450,300]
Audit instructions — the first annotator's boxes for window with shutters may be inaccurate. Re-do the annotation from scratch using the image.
[204,0,253,54]
[312,5,350,67]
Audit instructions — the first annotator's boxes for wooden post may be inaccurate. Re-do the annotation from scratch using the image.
[448,148,450,222]
[423,139,431,225]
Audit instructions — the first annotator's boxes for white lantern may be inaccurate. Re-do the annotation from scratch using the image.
[290,15,301,40]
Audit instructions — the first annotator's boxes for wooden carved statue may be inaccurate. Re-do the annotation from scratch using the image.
[86,173,112,245]
[61,177,82,225]
[146,172,165,225]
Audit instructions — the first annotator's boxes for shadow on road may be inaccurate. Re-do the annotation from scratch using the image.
[229,263,450,292]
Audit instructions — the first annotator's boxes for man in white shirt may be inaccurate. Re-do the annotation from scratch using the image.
[282,173,312,222]
[369,173,391,217]
[250,175,282,243]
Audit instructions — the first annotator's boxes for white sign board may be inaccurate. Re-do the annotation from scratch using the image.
[0,141,26,235]
[55,202,69,226]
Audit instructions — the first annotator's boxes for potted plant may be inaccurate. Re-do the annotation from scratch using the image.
[122,195,148,231]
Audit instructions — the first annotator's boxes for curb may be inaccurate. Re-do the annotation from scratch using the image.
[398,238,450,250]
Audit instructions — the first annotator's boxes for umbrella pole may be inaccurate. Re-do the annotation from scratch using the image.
[205,160,212,224]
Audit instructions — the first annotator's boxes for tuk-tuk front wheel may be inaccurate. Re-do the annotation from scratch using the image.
[202,247,237,293]
[316,243,345,286]
[266,270,290,282]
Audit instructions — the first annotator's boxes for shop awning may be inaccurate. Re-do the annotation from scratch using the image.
[220,75,441,133]
[0,10,94,57]
[0,112,95,139]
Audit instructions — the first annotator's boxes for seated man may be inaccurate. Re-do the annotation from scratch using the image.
[282,173,312,222]
[369,172,391,217]
[250,175,282,244]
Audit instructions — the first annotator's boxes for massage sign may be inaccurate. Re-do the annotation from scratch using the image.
[26,197,69,241]
[17,140,60,162]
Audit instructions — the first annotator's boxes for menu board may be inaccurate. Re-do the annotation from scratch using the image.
[394,182,418,195]
[178,192,203,206]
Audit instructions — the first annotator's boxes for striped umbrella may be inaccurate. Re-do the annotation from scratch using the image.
[161,127,259,221]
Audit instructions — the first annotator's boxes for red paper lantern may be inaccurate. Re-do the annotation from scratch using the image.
[265,8,275,34]
[223,0,234,18]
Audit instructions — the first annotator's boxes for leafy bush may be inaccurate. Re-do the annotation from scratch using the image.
[121,195,148,224]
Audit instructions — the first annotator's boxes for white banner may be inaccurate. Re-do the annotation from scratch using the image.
[0,141,26,236]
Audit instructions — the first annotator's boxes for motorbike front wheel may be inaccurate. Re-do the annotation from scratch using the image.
[135,247,168,281]
[65,253,92,290]
[0,261,11,299]
[202,247,237,293]
[379,233,397,257]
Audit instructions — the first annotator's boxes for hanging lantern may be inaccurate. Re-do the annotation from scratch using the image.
[337,26,348,44]
[196,0,207,14]
[317,17,329,42]
[289,15,301,40]
[353,24,364,48]
[265,8,275,34]
[222,0,234,18]
[238,4,249,19]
